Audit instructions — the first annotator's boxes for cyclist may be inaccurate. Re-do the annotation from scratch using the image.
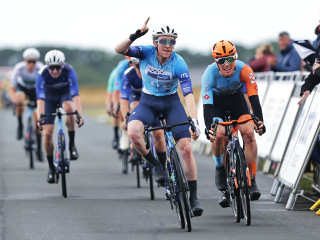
[115,18,203,216]
[120,57,166,164]
[201,40,266,207]
[36,50,84,183]
[9,48,44,161]
[109,57,131,150]
[106,66,120,150]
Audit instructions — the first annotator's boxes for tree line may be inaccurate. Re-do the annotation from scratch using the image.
[0,42,279,85]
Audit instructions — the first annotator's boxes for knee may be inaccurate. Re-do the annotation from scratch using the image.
[128,126,140,143]
[43,130,53,141]
[180,142,193,159]
[215,133,226,145]
[243,131,255,144]
[64,103,73,113]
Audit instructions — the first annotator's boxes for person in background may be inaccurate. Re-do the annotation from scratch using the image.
[9,48,44,161]
[269,32,301,72]
[36,50,84,183]
[298,23,320,104]
[248,43,277,72]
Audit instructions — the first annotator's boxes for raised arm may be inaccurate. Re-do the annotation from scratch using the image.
[115,17,150,55]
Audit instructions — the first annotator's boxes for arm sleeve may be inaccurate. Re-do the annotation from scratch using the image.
[69,69,79,97]
[10,64,20,87]
[203,104,215,130]
[107,68,117,93]
[36,73,45,100]
[239,64,258,97]
[300,73,320,95]
[201,66,214,105]
[248,95,264,122]
[175,56,193,96]
[120,75,131,100]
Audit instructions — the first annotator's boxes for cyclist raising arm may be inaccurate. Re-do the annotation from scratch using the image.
[9,48,44,161]
[36,50,83,184]
[202,40,265,207]
[115,17,203,216]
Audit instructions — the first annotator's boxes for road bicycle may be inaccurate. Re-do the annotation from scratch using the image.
[14,101,37,169]
[145,115,195,232]
[205,113,260,226]
[39,107,82,198]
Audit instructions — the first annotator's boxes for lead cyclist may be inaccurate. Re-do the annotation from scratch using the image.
[115,17,203,217]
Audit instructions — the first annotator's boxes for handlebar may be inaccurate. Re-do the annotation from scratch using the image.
[204,114,263,140]
[38,110,83,130]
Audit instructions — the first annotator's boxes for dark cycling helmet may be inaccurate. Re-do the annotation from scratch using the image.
[212,40,237,58]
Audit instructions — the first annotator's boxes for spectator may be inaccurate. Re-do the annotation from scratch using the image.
[248,43,277,72]
[269,32,301,72]
[298,24,320,105]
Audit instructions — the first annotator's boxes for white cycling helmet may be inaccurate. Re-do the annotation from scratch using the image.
[152,25,178,40]
[23,48,40,60]
[45,50,65,65]
[130,57,139,63]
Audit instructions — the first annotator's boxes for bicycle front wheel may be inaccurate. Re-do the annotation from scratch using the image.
[236,147,251,225]
[226,151,241,223]
[59,133,67,198]
[147,162,154,200]
[171,149,192,232]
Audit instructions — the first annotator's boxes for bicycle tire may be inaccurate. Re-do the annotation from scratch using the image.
[236,147,251,225]
[59,133,67,198]
[27,119,34,169]
[136,160,140,188]
[148,163,154,200]
[122,150,128,174]
[226,151,241,223]
[171,149,192,232]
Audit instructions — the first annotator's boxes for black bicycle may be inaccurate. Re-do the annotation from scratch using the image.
[14,101,37,169]
[145,115,195,232]
[39,107,82,198]
[206,113,261,226]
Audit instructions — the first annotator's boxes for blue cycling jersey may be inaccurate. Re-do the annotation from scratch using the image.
[121,67,142,100]
[113,59,130,91]
[201,60,258,105]
[127,45,193,96]
[36,64,79,100]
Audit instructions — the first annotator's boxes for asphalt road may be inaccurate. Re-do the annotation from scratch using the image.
[0,108,320,240]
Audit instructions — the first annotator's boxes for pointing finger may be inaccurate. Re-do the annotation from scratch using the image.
[145,17,150,26]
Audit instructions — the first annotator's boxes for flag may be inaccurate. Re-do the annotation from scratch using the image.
[293,40,316,64]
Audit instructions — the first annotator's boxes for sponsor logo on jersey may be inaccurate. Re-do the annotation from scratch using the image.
[145,64,172,80]
[180,73,189,79]
[204,94,210,100]
[251,80,256,84]
[249,72,255,80]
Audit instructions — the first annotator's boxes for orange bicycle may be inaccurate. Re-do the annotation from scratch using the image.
[205,113,261,225]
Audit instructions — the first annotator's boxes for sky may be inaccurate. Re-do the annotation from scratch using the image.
[1,0,320,54]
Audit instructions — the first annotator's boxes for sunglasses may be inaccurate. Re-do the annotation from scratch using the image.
[216,55,237,65]
[156,38,176,47]
[48,65,62,71]
[27,60,36,64]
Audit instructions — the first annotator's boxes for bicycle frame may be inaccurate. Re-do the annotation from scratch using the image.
[55,110,69,174]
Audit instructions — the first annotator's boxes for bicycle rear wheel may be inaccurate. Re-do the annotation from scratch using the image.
[26,119,34,169]
[59,133,67,198]
[171,149,192,232]
[122,150,128,174]
[236,147,251,225]
[136,160,140,188]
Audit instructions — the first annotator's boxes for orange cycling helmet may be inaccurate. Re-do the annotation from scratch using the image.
[212,40,237,58]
